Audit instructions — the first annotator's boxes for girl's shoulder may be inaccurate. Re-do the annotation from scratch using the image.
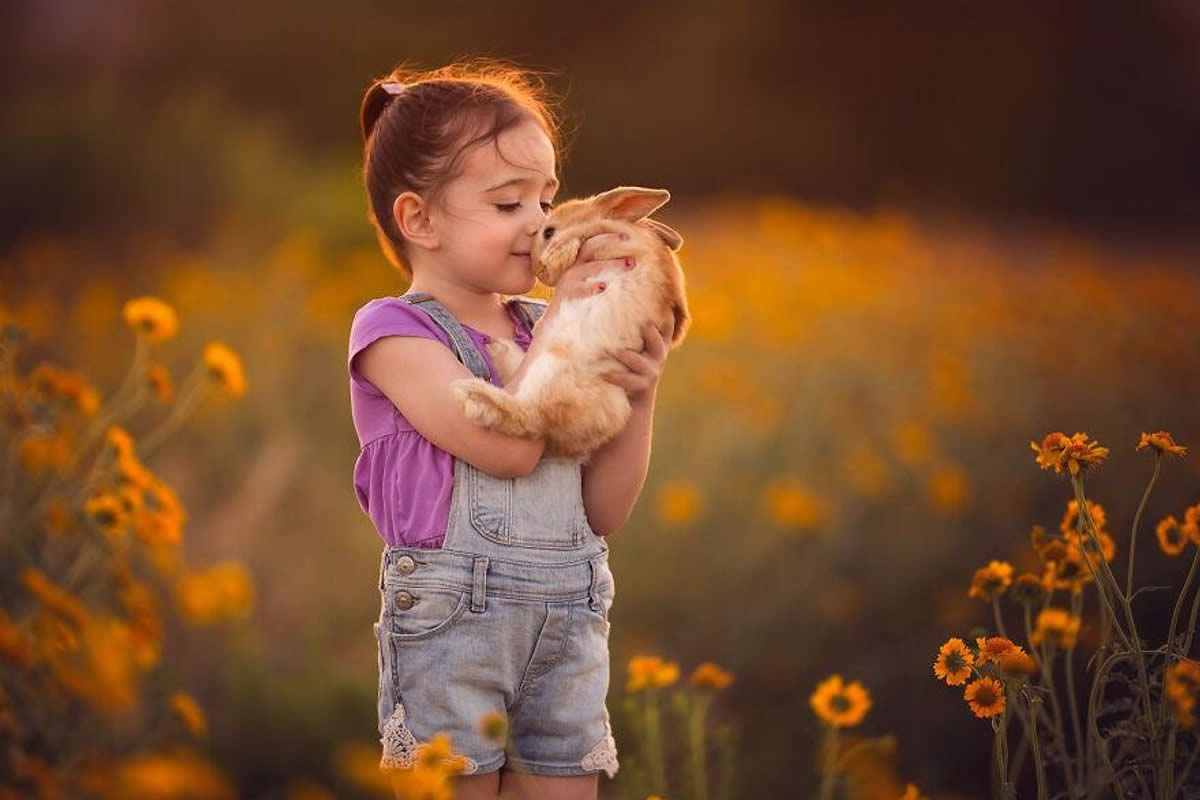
[349,295,452,351]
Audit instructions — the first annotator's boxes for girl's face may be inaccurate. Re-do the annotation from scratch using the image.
[428,117,559,295]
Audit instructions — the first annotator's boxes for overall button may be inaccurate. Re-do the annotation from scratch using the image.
[395,555,416,575]
[395,590,415,610]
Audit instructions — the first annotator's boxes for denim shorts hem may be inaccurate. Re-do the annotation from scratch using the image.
[504,755,612,778]
[463,753,507,775]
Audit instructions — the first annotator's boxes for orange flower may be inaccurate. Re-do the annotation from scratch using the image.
[1136,431,1186,457]
[1157,515,1189,556]
[689,662,734,690]
[1031,432,1109,477]
[968,561,1013,601]
[964,677,1005,718]
[974,637,1023,666]
[1031,608,1081,649]
[810,674,871,728]
[933,637,974,686]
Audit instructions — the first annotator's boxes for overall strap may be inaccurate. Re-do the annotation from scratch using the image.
[398,292,490,381]
[510,297,548,333]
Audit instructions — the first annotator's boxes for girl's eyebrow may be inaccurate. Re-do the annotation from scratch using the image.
[484,175,559,192]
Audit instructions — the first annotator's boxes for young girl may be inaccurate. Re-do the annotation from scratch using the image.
[347,61,675,800]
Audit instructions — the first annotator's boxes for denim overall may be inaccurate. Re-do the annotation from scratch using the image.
[373,292,618,780]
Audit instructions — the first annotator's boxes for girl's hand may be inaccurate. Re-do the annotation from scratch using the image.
[538,233,637,327]
[603,317,675,407]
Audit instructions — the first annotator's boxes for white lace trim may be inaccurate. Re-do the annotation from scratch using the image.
[380,703,419,770]
[379,702,479,775]
[580,711,618,778]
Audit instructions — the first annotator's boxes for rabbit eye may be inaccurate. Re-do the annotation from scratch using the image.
[542,226,556,240]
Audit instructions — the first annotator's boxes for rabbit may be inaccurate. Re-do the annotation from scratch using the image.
[449,186,690,462]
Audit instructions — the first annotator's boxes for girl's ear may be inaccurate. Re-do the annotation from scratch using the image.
[393,191,438,250]
[641,218,684,251]
[590,186,671,222]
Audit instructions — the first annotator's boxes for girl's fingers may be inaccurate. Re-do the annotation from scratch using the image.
[578,232,627,262]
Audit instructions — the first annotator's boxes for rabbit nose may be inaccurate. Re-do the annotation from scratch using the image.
[542,226,555,240]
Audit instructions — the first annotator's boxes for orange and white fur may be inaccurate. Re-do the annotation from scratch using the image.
[450,186,690,462]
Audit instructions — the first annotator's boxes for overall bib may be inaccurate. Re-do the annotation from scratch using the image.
[373,292,618,779]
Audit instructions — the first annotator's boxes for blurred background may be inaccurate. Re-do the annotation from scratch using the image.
[3,0,1200,797]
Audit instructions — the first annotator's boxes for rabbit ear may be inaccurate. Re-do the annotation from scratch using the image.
[590,186,671,221]
[641,218,684,251]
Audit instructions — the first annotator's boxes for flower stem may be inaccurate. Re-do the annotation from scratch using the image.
[1161,544,1200,723]
[818,725,838,800]
[992,594,1009,639]
[644,689,669,797]
[1126,454,1160,599]
[1071,476,1159,760]
[688,693,712,800]
[1064,591,1087,792]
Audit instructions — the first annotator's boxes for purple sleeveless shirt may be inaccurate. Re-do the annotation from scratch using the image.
[347,296,534,548]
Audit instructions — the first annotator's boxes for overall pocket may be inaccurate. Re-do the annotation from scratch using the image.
[384,585,469,642]
[469,457,587,549]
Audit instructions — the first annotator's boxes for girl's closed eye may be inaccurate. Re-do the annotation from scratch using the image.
[495,202,554,213]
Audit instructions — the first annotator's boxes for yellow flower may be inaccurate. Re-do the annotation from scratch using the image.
[175,562,254,625]
[689,662,734,690]
[169,692,209,738]
[123,297,179,343]
[809,674,871,728]
[898,784,925,800]
[147,362,175,404]
[85,493,128,541]
[627,655,680,692]
[1030,608,1081,649]
[1031,432,1109,477]
[656,480,705,525]
[106,426,136,461]
[1060,499,1106,536]
[967,561,1013,602]
[925,462,970,514]
[933,637,974,686]
[108,749,234,799]
[1157,515,1188,556]
[479,711,508,744]
[1184,504,1200,545]
[974,637,1025,666]
[762,476,826,529]
[964,677,1005,718]
[203,342,246,396]
[1164,659,1200,729]
[1136,430,1186,457]
[1009,573,1048,607]
[996,649,1039,679]
[21,568,89,628]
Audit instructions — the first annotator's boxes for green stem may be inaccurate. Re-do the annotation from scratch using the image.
[1071,476,1159,762]
[644,689,669,797]
[1086,650,1130,800]
[1065,591,1087,793]
[1025,690,1048,800]
[992,594,1009,639]
[1126,454,1160,599]
[818,725,838,800]
[689,693,712,800]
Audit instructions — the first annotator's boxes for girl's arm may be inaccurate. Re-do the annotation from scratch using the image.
[581,319,673,536]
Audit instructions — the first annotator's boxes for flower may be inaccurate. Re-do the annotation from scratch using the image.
[809,674,871,728]
[689,662,734,690]
[974,637,1024,666]
[1184,504,1200,545]
[203,342,246,397]
[627,655,680,692]
[1031,432,1109,477]
[968,561,1013,601]
[933,637,974,686]
[1157,515,1188,556]
[1009,573,1048,608]
[478,711,508,744]
[763,477,826,529]
[964,677,1005,718]
[146,362,175,404]
[1164,659,1200,730]
[1030,608,1081,649]
[656,480,705,525]
[1060,499,1106,536]
[123,297,179,343]
[1136,431,1186,457]
[169,692,208,738]
[996,649,1039,679]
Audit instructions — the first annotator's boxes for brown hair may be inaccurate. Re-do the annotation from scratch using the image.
[359,59,566,278]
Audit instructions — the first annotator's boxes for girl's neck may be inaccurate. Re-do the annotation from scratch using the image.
[405,273,510,330]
